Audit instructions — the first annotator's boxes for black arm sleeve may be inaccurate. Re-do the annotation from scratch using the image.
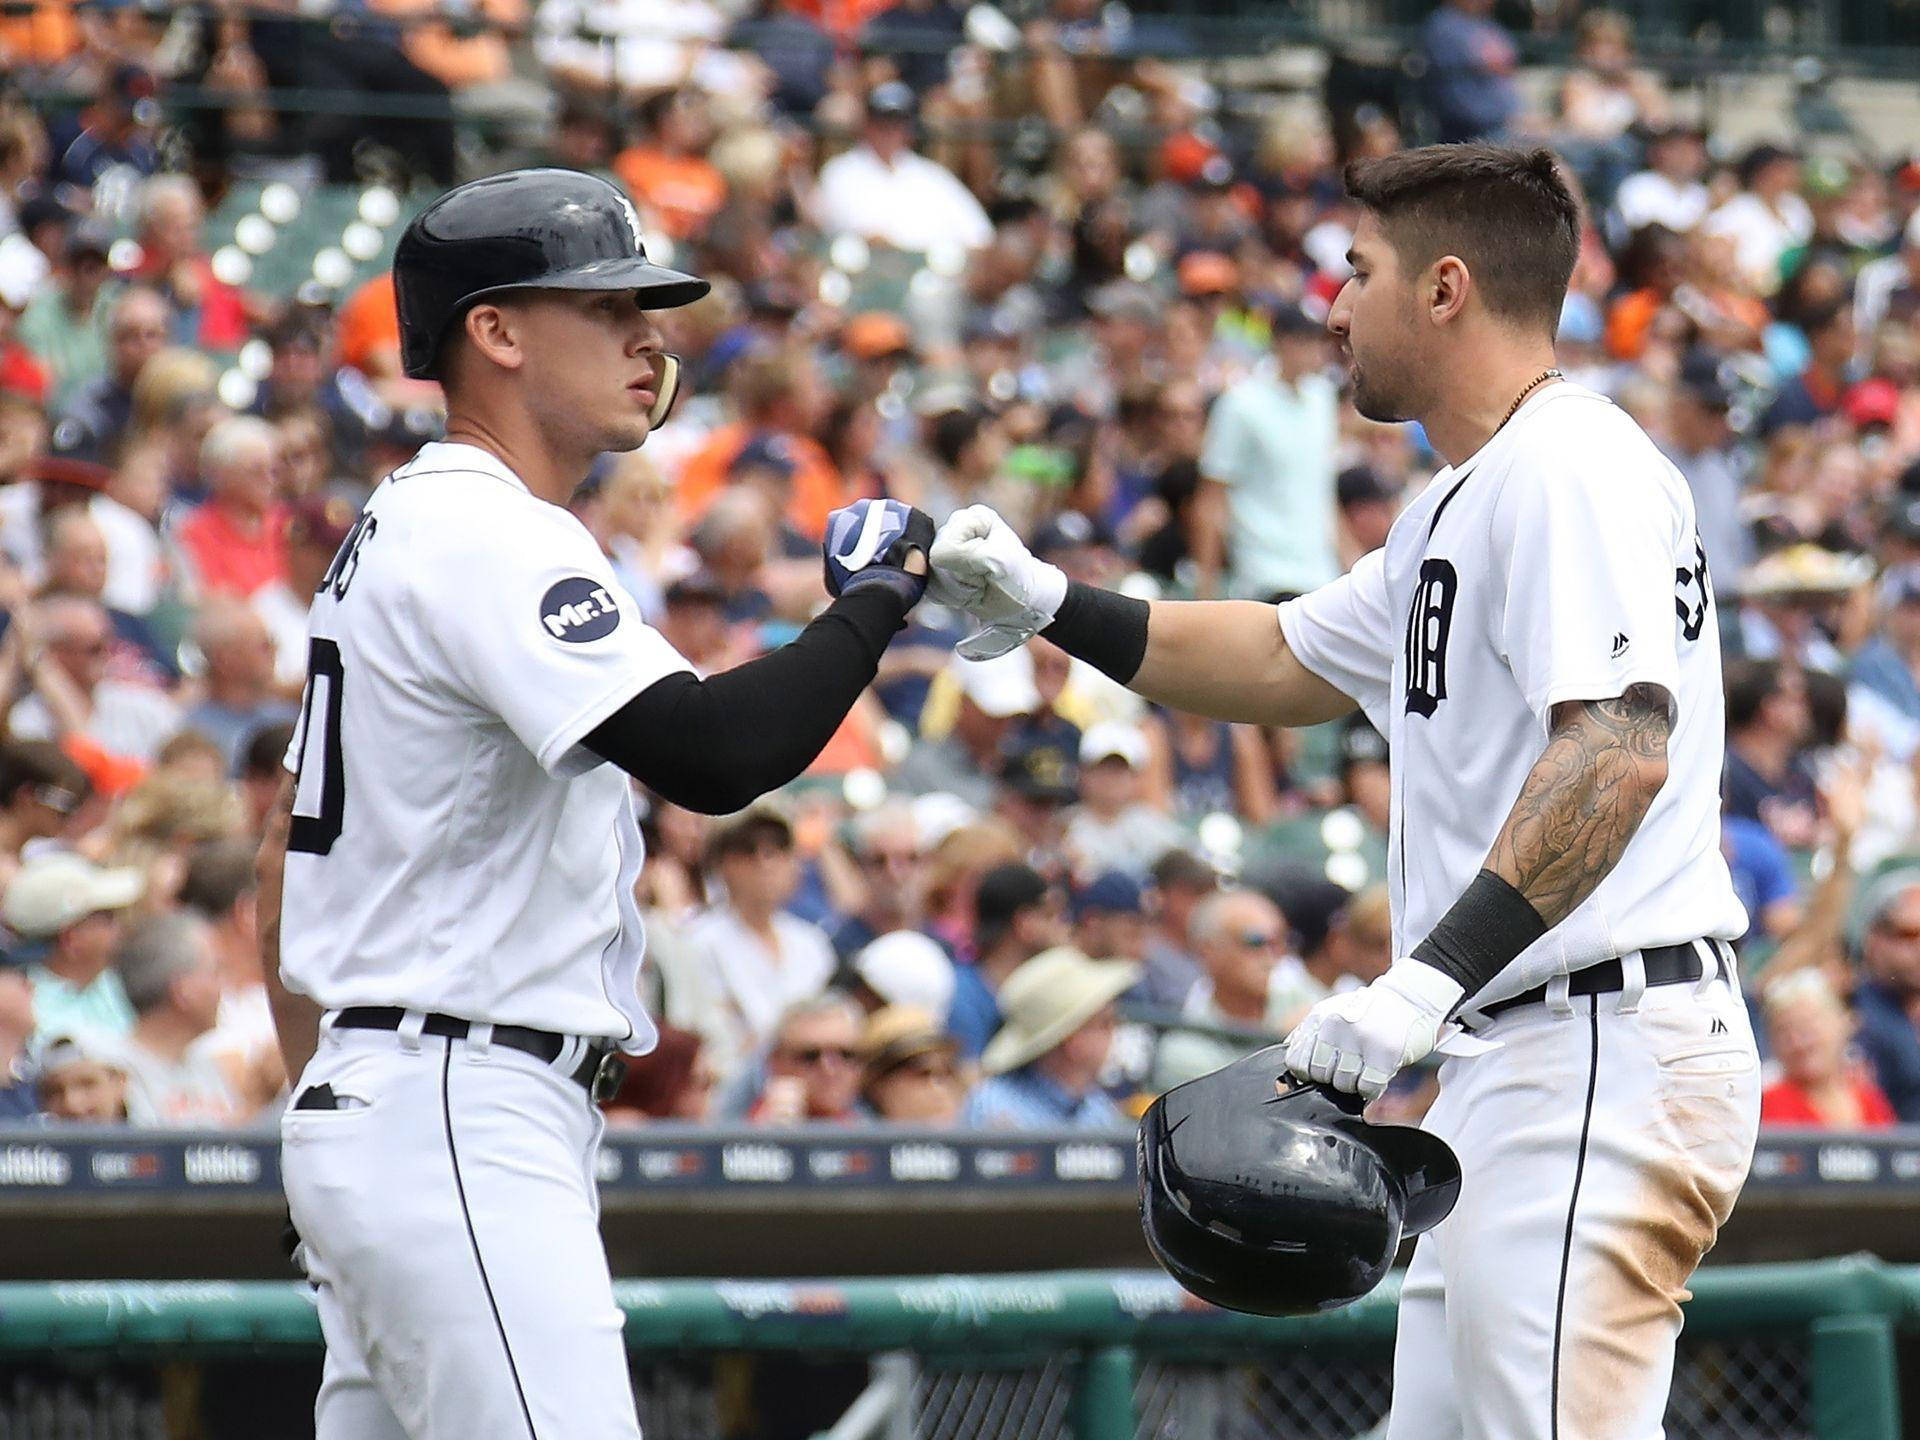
[1040,581,1151,686]
[583,588,909,814]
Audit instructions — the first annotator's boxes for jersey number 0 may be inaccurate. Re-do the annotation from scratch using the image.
[289,637,347,856]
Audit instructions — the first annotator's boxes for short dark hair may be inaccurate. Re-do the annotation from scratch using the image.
[1723,659,1783,733]
[1344,144,1580,334]
[242,723,296,783]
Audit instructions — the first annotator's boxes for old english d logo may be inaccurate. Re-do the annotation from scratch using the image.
[1404,558,1457,717]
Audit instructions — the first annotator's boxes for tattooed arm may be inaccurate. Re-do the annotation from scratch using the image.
[1485,683,1674,926]
[1474,683,1674,925]
[1399,682,1674,1001]
[258,774,324,1084]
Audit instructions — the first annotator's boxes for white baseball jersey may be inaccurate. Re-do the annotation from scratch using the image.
[1280,382,1746,1007]
[280,441,691,1047]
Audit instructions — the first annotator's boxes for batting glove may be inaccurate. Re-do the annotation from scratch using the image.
[1283,959,1464,1102]
[927,505,1069,660]
[824,498,936,609]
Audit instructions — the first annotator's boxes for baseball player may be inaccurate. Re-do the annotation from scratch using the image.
[931,145,1758,1437]
[257,169,934,1440]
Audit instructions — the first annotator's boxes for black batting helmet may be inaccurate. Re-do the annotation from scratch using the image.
[393,168,711,382]
[1139,1049,1460,1316]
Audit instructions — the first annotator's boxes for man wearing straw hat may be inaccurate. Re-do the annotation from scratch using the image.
[964,946,1137,1129]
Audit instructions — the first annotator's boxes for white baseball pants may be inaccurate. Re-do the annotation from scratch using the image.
[1386,948,1760,1440]
[281,1022,642,1440]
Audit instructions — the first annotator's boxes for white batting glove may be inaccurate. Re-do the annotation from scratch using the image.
[1283,959,1464,1101]
[927,505,1069,660]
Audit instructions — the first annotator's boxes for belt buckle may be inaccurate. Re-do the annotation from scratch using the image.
[589,1050,627,1104]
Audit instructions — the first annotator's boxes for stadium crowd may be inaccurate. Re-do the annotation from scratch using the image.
[0,0,1913,1136]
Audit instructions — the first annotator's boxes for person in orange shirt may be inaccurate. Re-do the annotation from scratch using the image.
[614,90,728,242]
[335,272,403,381]
[677,348,844,539]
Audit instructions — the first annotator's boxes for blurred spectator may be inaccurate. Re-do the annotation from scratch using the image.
[1853,566,1920,735]
[1852,874,1920,1121]
[1194,301,1338,600]
[1614,125,1709,237]
[848,930,954,1019]
[18,220,114,407]
[55,285,169,463]
[1854,209,1920,343]
[683,806,837,1066]
[1148,709,1279,824]
[50,64,159,191]
[175,415,289,599]
[1334,464,1400,568]
[678,350,842,542]
[5,850,143,1038]
[1420,0,1521,144]
[966,946,1135,1128]
[898,649,1041,808]
[831,802,925,960]
[7,594,181,766]
[0,739,89,889]
[1556,11,1667,146]
[615,90,727,243]
[1706,145,1813,294]
[748,992,865,1124]
[0,964,32,1115]
[1759,970,1896,1128]
[1136,848,1215,1008]
[113,911,240,1125]
[35,1030,129,1122]
[1723,660,1819,849]
[43,509,176,686]
[1153,887,1289,1088]
[917,817,1022,959]
[994,726,1080,861]
[129,175,251,352]
[949,861,1066,1058]
[1065,723,1183,878]
[860,1005,966,1125]
[813,83,992,254]
[178,837,283,1113]
[1073,871,1150,970]
[181,599,299,768]
[1760,301,1853,435]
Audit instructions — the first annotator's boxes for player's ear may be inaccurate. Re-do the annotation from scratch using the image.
[462,303,526,372]
[1427,256,1471,328]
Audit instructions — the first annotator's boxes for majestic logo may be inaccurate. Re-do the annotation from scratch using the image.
[1611,632,1631,659]
[540,577,623,643]
[1403,558,1458,718]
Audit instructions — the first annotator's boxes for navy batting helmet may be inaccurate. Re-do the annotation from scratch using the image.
[1139,1049,1460,1316]
[393,169,711,388]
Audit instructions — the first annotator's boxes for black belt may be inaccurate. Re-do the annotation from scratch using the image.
[330,1007,627,1101]
[1474,940,1726,1022]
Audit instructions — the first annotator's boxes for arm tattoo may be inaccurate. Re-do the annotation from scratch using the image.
[1485,682,1673,928]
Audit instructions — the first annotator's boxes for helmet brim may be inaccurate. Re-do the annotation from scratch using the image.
[470,258,712,312]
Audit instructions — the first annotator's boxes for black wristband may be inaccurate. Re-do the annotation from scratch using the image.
[1410,869,1549,1000]
[1039,580,1150,685]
